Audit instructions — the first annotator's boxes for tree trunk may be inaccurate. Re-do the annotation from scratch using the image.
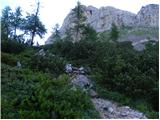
[31,32,35,46]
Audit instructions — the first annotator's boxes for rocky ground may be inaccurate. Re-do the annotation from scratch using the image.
[70,74,148,119]
[91,98,147,119]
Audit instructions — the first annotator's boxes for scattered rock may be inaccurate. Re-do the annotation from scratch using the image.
[17,61,21,68]
[124,106,130,109]
[69,74,148,119]
[37,49,46,56]
[89,89,98,98]
[121,112,128,117]
[108,107,114,113]
[91,98,147,119]
[71,75,92,89]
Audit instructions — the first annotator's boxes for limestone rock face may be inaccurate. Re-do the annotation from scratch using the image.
[46,4,159,44]
[136,4,159,27]
[86,6,136,32]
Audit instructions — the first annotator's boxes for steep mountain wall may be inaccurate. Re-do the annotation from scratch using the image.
[46,4,159,44]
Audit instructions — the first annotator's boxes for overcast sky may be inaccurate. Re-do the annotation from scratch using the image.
[0,0,159,45]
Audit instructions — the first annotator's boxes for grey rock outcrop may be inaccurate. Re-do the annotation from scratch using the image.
[46,4,159,44]
[17,61,22,68]
[136,4,159,27]
[89,89,98,98]
[36,49,46,56]
[86,6,136,32]
[71,75,92,89]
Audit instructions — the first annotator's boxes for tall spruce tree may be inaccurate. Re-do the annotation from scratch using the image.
[72,1,86,41]
[110,23,119,42]
[11,7,23,39]
[1,6,12,40]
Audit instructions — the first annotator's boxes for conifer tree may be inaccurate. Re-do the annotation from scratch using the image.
[110,23,119,42]
[11,7,23,39]
[24,1,47,45]
[1,6,12,40]
[72,1,86,41]
[52,23,61,40]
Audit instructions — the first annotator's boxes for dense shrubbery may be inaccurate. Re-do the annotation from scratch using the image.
[1,39,27,54]
[1,52,18,66]
[1,64,100,119]
[93,41,158,112]
[1,8,158,118]
[29,52,67,76]
[46,34,158,115]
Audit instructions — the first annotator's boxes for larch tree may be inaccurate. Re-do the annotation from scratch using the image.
[24,1,47,46]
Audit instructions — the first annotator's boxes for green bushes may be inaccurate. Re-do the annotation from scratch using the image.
[88,41,158,118]
[1,39,27,54]
[1,64,100,119]
[1,52,18,66]
[46,38,158,113]
[29,52,67,76]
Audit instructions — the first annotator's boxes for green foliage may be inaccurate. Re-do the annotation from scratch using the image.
[1,46,37,67]
[43,26,158,118]
[29,51,67,76]
[109,23,119,41]
[24,12,47,45]
[1,6,25,41]
[71,1,86,41]
[51,23,61,40]
[1,4,158,118]
[90,73,158,119]
[1,52,18,66]
[47,39,97,66]
[1,39,27,54]
[10,6,23,39]
[1,4,46,45]
[1,6,13,40]
[132,100,159,118]
[1,64,100,118]
[82,25,98,41]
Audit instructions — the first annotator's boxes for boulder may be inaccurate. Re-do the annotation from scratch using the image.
[89,89,98,98]
[71,75,92,89]
[37,49,46,56]
[17,61,21,68]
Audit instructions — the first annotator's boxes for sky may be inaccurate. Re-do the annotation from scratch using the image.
[0,0,159,45]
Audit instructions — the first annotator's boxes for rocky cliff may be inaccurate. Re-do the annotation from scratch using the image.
[136,4,159,27]
[46,4,159,44]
